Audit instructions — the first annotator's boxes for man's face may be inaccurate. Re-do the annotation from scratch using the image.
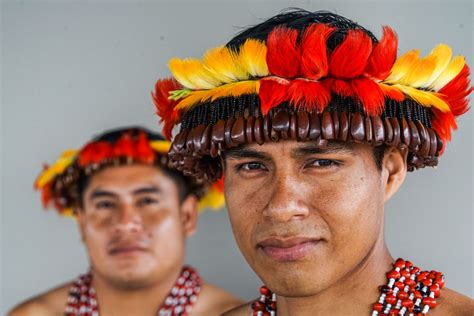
[77,164,197,289]
[223,141,404,296]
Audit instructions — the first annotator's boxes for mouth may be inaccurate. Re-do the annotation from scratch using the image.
[257,236,322,262]
[108,245,148,256]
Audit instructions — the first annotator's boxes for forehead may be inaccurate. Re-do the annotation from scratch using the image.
[223,140,358,159]
[85,164,175,191]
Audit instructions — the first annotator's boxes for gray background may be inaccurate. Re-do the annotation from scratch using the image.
[1,0,472,313]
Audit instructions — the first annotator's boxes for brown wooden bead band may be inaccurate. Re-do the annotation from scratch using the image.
[169,111,442,182]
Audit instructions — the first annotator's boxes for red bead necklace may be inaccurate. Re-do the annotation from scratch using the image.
[251,258,444,316]
[64,265,201,316]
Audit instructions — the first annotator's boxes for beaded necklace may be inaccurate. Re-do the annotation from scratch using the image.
[251,258,444,316]
[64,265,201,316]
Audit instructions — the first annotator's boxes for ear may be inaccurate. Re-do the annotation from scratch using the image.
[381,146,408,203]
[179,195,199,237]
[75,208,87,243]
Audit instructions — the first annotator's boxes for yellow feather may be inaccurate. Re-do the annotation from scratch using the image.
[62,208,75,217]
[385,50,420,84]
[149,140,171,153]
[175,81,259,110]
[203,46,248,83]
[174,90,211,110]
[421,44,452,88]
[198,187,225,212]
[239,39,269,77]
[397,52,438,88]
[210,80,259,101]
[169,58,222,90]
[35,149,78,188]
[396,85,451,112]
[429,55,466,91]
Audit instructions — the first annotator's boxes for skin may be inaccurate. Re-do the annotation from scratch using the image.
[9,164,241,316]
[221,141,473,316]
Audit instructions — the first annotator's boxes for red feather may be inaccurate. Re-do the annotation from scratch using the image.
[41,182,52,209]
[113,134,136,159]
[300,23,335,80]
[323,78,353,97]
[212,177,225,193]
[79,142,111,166]
[351,78,385,116]
[288,79,331,112]
[439,64,472,117]
[329,29,373,79]
[152,78,182,139]
[365,26,398,80]
[135,131,155,164]
[78,141,113,166]
[431,108,457,153]
[259,77,290,115]
[266,27,300,78]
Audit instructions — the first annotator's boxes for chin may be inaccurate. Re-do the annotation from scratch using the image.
[109,270,156,290]
[267,275,331,298]
[253,259,333,297]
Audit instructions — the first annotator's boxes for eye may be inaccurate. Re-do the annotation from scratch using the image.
[95,200,116,210]
[306,159,340,168]
[236,162,268,172]
[136,197,158,207]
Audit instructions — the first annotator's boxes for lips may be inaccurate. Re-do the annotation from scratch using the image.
[108,243,148,256]
[257,236,321,262]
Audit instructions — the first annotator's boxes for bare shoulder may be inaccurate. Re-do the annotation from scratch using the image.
[431,287,474,316]
[221,302,252,316]
[192,281,244,316]
[8,282,72,316]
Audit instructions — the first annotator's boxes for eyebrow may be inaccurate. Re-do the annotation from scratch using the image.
[88,186,160,200]
[222,147,272,161]
[293,142,355,157]
[132,186,161,195]
[89,190,117,200]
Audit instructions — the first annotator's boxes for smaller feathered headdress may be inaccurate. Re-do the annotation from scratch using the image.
[35,127,224,216]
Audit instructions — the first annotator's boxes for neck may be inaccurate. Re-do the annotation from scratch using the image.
[277,235,393,316]
[92,266,183,316]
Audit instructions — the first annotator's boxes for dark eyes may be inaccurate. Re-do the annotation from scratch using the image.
[95,200,116,210]
[94,197,158,210]
[307,159,339,168]
[237,162,267,172]
[136,197,158,207]
[235,159,339,174]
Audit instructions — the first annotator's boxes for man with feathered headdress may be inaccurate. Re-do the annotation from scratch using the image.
[153,10,473,316]
[9,126,242,316]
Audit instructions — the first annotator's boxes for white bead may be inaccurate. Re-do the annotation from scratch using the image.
[388,279,396,287]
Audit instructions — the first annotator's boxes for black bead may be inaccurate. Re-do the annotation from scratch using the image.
[380,285,391,293]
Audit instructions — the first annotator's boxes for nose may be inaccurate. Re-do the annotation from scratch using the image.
[114,204,143,233]
[263,174,310,222]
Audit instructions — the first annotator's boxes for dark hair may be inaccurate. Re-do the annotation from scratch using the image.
[226,9,378,50]
[373,145,387,170]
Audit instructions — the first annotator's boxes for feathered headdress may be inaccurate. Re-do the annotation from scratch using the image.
[35,127,224,216]
[152,11,471,181]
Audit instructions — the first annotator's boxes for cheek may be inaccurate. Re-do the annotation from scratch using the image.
[313,170,384,247]
[147,212,182,236]
[81,222,110,262]
[145,211,186,254]
[224,180,264,252]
